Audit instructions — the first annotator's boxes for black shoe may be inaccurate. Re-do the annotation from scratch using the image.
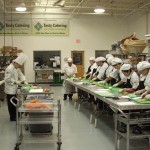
[10,118,16,121]
[68,94,73,100]
[88,98,93,103]
[63,94,67,100]
[119,127,126,133]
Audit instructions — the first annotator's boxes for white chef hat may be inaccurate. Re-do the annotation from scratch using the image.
[111,57,122,66]
[106,54,113,59]
[145,34,150,40]
[14,53,28,65]
[95,57,106,62]
[107,56,114,64]
[89,57,95,61]
[121,64,132,71]
[67,58,73,62]
[137,61,150,71]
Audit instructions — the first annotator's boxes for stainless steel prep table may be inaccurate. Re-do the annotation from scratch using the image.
[65,79,150,150]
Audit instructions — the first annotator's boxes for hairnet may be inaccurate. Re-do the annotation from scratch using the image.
[121,64,132,71]
[106,54,113,59]
[111,57,122,66]
[67,58,73,62]
[107,56,114,64]
[89,57,95,61]
[137,61,150,71]
[95,57,106,62]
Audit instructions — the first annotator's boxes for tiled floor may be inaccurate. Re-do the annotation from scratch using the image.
[0,86,149,150]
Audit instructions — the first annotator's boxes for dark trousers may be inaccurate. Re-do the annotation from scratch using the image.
[6,94,17,120]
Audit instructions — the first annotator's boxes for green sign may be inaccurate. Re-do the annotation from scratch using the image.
[32,19,69,35]
[0,18,69,36]
[0,19,31,35]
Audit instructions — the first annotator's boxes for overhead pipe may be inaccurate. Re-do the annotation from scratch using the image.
[69,0,84,18]
[125,2,150,18]
[53,0,62,6]
[0,0,5,12]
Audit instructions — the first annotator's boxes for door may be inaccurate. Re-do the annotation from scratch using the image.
[71,51,84,77]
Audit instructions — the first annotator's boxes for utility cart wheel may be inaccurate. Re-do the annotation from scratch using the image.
[14,146,19,150]
[57,142,62,150]
[57,145,61,150]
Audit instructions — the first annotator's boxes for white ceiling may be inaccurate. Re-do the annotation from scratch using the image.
[0,0,150,18]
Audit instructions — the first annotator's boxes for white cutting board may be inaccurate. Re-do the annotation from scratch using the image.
[29,89,43,93]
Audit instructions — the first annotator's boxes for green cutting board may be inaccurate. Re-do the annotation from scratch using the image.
[95,91,115,97]
[131,98,150,104]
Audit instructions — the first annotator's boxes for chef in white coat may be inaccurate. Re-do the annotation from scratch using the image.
[135,61,150,98]
[85,57,97,79]
[99,57,125,86]
[62,58,77,100]
[120,64,139,90]
[4,53,28,121]
[92,57,108,81]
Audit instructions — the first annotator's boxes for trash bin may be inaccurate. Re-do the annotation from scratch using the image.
[53,72,64,85]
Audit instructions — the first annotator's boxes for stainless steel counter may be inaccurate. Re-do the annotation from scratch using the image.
[65,79,150,111]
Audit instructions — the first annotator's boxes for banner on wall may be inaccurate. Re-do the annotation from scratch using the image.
[32,19,69,35]
[0,18,69,36]
[0,19,31,35]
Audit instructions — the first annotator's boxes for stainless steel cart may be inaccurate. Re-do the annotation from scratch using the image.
[11,97,62,150]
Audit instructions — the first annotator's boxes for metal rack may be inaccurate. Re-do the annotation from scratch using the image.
[11,97,62,150]
[114,108,150,150]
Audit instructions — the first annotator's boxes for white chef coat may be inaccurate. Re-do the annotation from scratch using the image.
[90,63,98,74]
[4,63,26,95]
[62,63,77,94]
[92,66,101,78]
[97,62,108,80]
[109,67,125,82]
[144,69,150,90]
[121,71,139,89]
[62,63,77,78]
[106,65,114,77]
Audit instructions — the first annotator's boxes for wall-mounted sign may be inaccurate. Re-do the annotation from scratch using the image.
[32,19,69,36]
[0,18,69,36]
[0,19,31,35]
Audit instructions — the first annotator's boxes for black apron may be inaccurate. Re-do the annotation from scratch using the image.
[108,78,117,86]
[117,72,125,88]
[137,79,145,90]
[86,65,91,74]
[123,78,132,88]
[107,67,117,85]
[85,65,92,79]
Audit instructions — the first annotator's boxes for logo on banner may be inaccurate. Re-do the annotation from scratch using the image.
[34,22,43,31]
[0,22,5,31]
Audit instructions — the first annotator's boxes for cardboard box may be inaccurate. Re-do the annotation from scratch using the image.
[2,46,12,52]
[10,52,17,56]
[130,57,142,64]
[12,47,17,52]
[42,74,48,79]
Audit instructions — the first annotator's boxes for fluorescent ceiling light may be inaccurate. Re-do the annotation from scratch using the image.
[94,8,105,13]
[15,3,27,12]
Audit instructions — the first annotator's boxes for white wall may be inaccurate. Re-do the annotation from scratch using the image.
[127,12,150,53]
[0,15,128,82]
[128,12,150,39]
